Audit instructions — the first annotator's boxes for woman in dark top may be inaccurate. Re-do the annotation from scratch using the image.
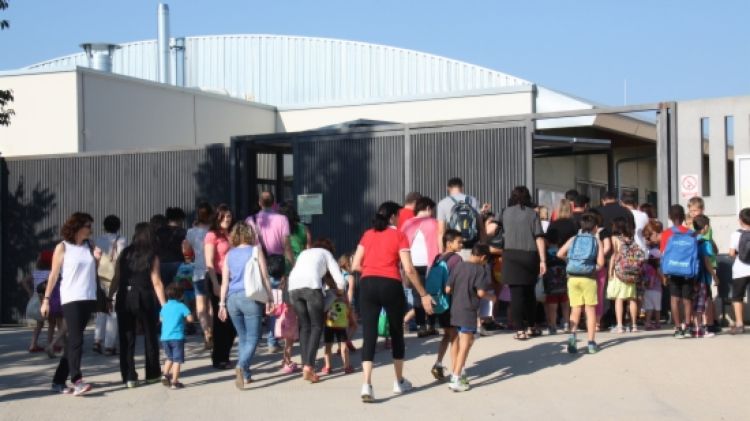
[500,186,547,340]
[111,222,166,387]
[156,207,187,285]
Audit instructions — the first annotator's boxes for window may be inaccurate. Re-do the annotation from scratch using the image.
[726,116,735,196]
[701,118,710,197]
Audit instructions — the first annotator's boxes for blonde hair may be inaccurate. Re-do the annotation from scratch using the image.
[556,199,572,219]
[687,196,705,210]
[538,205,550,221]
[229,221,256,247]
[338,254,351,271]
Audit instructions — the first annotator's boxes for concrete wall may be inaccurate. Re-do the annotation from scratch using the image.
[277,91,534,132]
[0,71,80,156]
[676,96,750,252]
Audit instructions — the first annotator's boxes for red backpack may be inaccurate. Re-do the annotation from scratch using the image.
[615,236,646,283]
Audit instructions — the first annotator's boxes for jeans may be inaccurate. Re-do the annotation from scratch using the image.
[53,300,95,385]
[360,276,407,362]
[266,277,282,347]
[227,294,264,380]
[289,288,324,367]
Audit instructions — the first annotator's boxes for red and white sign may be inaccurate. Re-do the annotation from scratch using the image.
[680,174,700,199]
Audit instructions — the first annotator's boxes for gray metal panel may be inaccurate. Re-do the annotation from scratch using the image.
[1,147,231,323]
[409,126,527,211]
[293,134,405,253]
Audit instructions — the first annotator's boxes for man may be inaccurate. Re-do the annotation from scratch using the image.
[571,195,590,227]
[397,191,422,230]
[620,191,649,253]
[246,191,295,353]
[436,177,484,259]
[593,191,634,237]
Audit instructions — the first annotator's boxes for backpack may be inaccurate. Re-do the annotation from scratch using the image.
[325,298,350,329]
[566,233,598,276]
[424,253,456,314]
[543,253,568,295]
[97,236,121,285]
[448,197,479,246]
[661,227,699,278]
[614,236,646,284]
[738,229,750,264]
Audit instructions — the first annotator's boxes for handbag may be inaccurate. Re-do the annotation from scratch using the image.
[25,294,42,324]
[252,215,287,279]
[243,246,269,303]
[535,277,546,303]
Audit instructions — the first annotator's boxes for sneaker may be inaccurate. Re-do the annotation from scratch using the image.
[548,326,557,335]
[393,378,413,394]
[567,335,577,354]
[234,367,244,390]
[170,381,184,390]
[343,366,354,374]
[361,384,374,403]
[51,383,73,394]
[703,330,716,338]
[161,374,171,387]
[562,323,570,333]
[126,381,138,389]
[416,327,429,338]
[673,329,684,339]
[448,375,470,392]
[145,377,161,385]
[630,325,639,333]
[478,326,490,337]
[587,341,599,354]
[320,366,331,375]
[281,362,298,374]
[72,380,92,396]
[431,363,446,381]
[610,325,625,334]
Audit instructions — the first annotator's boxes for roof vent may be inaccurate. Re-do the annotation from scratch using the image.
[80,43,121,72]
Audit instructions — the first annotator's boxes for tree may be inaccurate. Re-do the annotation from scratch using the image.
[1,0,13,127]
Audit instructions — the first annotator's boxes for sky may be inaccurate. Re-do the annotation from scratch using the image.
[0,0,748,106]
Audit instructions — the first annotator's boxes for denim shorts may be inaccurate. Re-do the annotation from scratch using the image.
[193,278,207,296]
[457,326,477,334]
[162,340,185,364]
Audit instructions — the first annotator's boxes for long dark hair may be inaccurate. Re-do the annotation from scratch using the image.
[211,204,232,233]
[121,222,156,273]
[372,201,401,231]
[508,186,533,209]
[280,201,301,226]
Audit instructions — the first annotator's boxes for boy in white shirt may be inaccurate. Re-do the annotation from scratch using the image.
[729,208,750,334]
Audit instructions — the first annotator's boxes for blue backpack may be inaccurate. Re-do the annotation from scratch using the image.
[425,253,455,314]
[662,227,699,278]
[566,233,598,276]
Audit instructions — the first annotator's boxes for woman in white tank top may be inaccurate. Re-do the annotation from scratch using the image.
[41,212,102,396]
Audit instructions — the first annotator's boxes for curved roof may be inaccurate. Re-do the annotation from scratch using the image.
[24,34,531,107]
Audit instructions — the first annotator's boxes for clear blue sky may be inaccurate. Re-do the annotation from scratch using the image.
[1,0,748,105]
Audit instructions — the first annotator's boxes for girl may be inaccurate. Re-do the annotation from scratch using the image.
[608,217,644,333]
[183,202,214,350]
[339,254,357,352]
[642,220,663,330]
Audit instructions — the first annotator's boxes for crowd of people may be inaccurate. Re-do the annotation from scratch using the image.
[20,178,750,400]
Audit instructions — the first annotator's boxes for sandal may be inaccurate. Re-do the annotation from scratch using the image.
[730,325,745,335]
[302,368,320,383]
[513,332,529,340]
[28,346,44,353]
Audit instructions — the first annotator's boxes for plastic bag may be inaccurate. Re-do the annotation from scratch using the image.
[377,309,390,337]
[535,277,546,303]
[25,294,42,324]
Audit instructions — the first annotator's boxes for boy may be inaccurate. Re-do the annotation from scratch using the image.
[557,213,605,354]
[160,283,193,389]
[691,215,718,337]
[430,229,465,381]
[729,208,750,334]
[686,197,720,332]
[445,243,492,392]
[660,204,695,339]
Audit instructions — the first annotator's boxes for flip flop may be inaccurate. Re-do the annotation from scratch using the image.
[513,332,529,340]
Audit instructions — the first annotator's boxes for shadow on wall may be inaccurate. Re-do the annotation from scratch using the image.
[193,144,231,214]
[1,168,58,323]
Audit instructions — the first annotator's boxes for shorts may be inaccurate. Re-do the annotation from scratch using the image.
[479,298,494,318]
[606,277,637,300]
[693,283,709,314]
[456,326,477,334]
[162,340,185,364]
[323,326,348,343]
[668,276,695,300]
[436,310,452,329]
[498,284,511,302]
[193,277,207,296]
[567,277,598,307]
[731,277,750,302]
[545,293,569,304]
[643,289,662,311]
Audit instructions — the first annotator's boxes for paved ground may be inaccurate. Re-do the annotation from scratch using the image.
[0,325,747,421]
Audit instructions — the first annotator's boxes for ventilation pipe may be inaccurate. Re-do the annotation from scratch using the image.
[171,37,185,86]
[80,43,121,72]
[157,3,170,84]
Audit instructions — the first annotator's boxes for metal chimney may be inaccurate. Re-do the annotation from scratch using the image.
[171,37,185,86]
[157,3,170,84]
[80,43,121,72]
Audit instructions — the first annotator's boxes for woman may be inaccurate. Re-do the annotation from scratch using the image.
[218,222,274,389]
[280,201,312,258]
[41,212,101,396]
[288,238,345,383]
[500,186,546,340]
[183,202,214,349]
[401,197,440,337]
[93,214,127,356]
[352,201,433,402]
[112,222,166,388]
[205,204,237,369]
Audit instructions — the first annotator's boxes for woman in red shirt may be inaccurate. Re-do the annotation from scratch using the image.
[352,201,433,402]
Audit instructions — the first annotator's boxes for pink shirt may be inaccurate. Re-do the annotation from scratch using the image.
[401,216,440,268]
[205,230,231,275]
[246,210,290,255]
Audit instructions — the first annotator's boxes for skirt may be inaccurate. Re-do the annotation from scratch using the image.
[606,277,637,300]
[502,249,540,286]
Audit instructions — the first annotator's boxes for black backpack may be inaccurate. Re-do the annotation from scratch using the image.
[738,230,750,264]
[448,197,479,246]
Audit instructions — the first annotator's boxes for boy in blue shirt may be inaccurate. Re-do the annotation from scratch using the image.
[160,283,193,389]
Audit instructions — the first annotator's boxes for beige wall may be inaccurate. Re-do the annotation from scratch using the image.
[278,92,533,132]
[676,96,750,252]
[0,71,80,157]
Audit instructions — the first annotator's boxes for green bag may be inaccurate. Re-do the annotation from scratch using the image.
[377,309,390,337]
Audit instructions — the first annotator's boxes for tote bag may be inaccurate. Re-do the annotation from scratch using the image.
[243,246,268,303]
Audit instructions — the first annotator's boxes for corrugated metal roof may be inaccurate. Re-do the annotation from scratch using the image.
[23,35,531,107]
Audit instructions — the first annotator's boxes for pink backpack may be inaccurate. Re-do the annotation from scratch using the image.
[274,302,298,341]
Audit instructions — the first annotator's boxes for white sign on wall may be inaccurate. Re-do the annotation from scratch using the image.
[736,155,750,214]
[298,193,323,216]
[679,174,700,200]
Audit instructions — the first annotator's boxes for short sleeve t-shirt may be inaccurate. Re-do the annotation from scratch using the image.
[436,194,480,225]
[160,300,191,341]
[397,207,415,230]
[226,246,255,296]
[698,239,715,285]
[447,261,491,328]
[660,225,689,253]
[730,231,750,279]
[246,210,290,255]
[359,227,410,280]
[186,227,209,281]
[205,230,231,275]
[157,226,187,263]
[631,209,650,252]
[546,217,578,247]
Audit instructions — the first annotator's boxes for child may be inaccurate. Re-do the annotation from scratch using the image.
[271,289,298,374]
[445,243,492,392]
[608,217,645,333]
[686,197,720,332]
[557,213,605,354]
[429,229,464,381]
[322,297,353,374]
[338,254,358,352]
[642,220,664,330]
[729,208,750,334]
[543,231,570,335]
[692,215,718,337]
[160,283,193,389]
[660,205,695,339]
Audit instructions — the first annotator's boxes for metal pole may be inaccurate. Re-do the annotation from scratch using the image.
[656,105,670,223]
[157,4,170,84]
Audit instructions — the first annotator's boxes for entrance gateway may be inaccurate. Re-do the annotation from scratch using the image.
[230,102,675,252]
